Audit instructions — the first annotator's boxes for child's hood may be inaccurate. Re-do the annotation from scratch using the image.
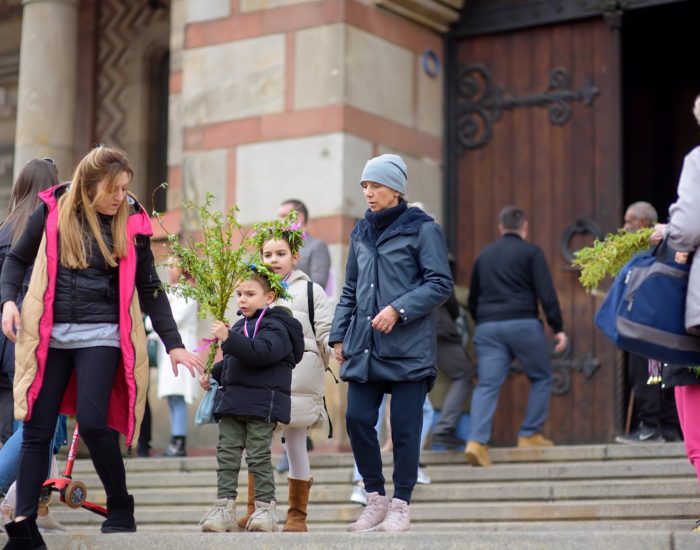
[268,306,305,364]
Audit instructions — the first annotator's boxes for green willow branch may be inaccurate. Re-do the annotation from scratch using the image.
[572,227,653,293]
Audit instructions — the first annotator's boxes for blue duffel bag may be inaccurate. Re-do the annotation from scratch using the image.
[594,240,700,364]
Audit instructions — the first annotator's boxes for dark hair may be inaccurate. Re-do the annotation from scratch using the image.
[1,158,59,245]
[281,199,309,223]
[249,272,273,294]
[498,205,527,231]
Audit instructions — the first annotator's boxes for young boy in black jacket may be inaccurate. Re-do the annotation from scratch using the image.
[199,268,304,533]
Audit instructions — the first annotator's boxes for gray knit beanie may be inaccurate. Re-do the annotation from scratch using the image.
[360,154,408,195]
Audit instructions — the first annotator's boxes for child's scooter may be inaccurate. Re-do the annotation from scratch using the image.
[40,423,108,517]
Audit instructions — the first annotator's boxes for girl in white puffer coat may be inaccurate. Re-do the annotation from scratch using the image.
[238,224,332,532]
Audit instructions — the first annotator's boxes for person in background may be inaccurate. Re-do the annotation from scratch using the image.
[0,159,59,444]
[146,258,199,457]
[616,202,681,444]
[465,206,567,467]
[277,199,331,289]
[431,272,473,449]
[0,158,62,535]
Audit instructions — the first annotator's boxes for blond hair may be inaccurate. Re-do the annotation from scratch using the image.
[694,95,700,128]
[58,146,133,269]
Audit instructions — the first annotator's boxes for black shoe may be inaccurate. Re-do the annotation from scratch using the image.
[101,495,137,533]
[615,422,663,444]
[4,516,46,549]
[432,432,467,450]
[162,436,186,458]
[661,426,683,442]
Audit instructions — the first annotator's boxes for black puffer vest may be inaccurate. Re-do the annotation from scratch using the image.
[53,214,119,323]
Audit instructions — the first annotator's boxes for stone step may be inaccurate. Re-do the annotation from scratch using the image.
[67,444,688,474]
[62,518,698,533]
[75,478,700,506]
[47,498,700,525]
[63,458,695,490]
[7,529,698,550]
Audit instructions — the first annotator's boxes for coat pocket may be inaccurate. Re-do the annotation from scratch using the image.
[375,316,427,359]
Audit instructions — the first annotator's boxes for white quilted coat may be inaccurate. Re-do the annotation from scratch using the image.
[275,269,332,431]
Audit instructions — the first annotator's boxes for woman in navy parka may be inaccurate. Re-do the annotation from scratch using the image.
[330,154,452,533]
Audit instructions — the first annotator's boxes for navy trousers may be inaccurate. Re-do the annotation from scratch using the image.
[346,378,428,503]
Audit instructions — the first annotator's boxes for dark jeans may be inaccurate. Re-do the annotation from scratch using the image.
[16,346,126,517]
[346,378,428,503]
[628,353,680,430]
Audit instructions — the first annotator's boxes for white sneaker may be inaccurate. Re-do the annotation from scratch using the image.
[416,468,431,485]
[350,482,368,505]
[245,500,279,532]
[199,498,239,532]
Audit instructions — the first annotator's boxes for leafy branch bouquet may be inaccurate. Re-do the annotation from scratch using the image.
[153,187,299,374]
[572,227,654,293]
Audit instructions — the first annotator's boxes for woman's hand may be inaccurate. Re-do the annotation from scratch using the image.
[1,301,21,343]
[169,347,204,377]
[333,342,345,364]
[650,223,667,245]
[211,321,229,342]
[371,305,400,334]
[199,373,211,391]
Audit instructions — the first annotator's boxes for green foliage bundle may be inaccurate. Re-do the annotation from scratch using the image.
[155,190,251,373]
[572,227,653,293]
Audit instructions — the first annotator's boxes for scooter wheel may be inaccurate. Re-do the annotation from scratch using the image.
[63,481,87,509]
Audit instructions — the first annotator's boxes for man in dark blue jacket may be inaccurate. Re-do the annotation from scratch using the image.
[465,206,568,467]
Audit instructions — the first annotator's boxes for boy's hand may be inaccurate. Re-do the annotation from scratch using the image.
[199,373,211,391]
[211,321,229,342]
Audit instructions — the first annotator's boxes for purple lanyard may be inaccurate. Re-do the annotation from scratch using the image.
[243,307,268,339]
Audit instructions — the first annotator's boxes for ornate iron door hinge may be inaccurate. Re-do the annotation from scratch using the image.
[509,342,601,396]
[455,62,600,151]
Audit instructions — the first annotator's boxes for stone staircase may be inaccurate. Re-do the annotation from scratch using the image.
[7,443,700,549]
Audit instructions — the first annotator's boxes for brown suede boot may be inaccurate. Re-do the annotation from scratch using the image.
[236,472,255,529]
[283,477,312,532]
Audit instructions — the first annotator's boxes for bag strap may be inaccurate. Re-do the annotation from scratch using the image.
[307,280,336,439]
[307,281,316,335]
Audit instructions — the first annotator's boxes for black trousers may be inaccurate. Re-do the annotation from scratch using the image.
[628,353,680,430]
[16,346,127,517]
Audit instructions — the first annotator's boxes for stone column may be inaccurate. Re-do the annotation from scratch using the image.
[13,0,78,182]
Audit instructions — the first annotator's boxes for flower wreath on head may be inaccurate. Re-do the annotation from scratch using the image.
[241,259,292,301]
[249,212,307,256]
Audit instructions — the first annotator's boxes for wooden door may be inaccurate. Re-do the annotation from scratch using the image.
[449,17,623,444]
